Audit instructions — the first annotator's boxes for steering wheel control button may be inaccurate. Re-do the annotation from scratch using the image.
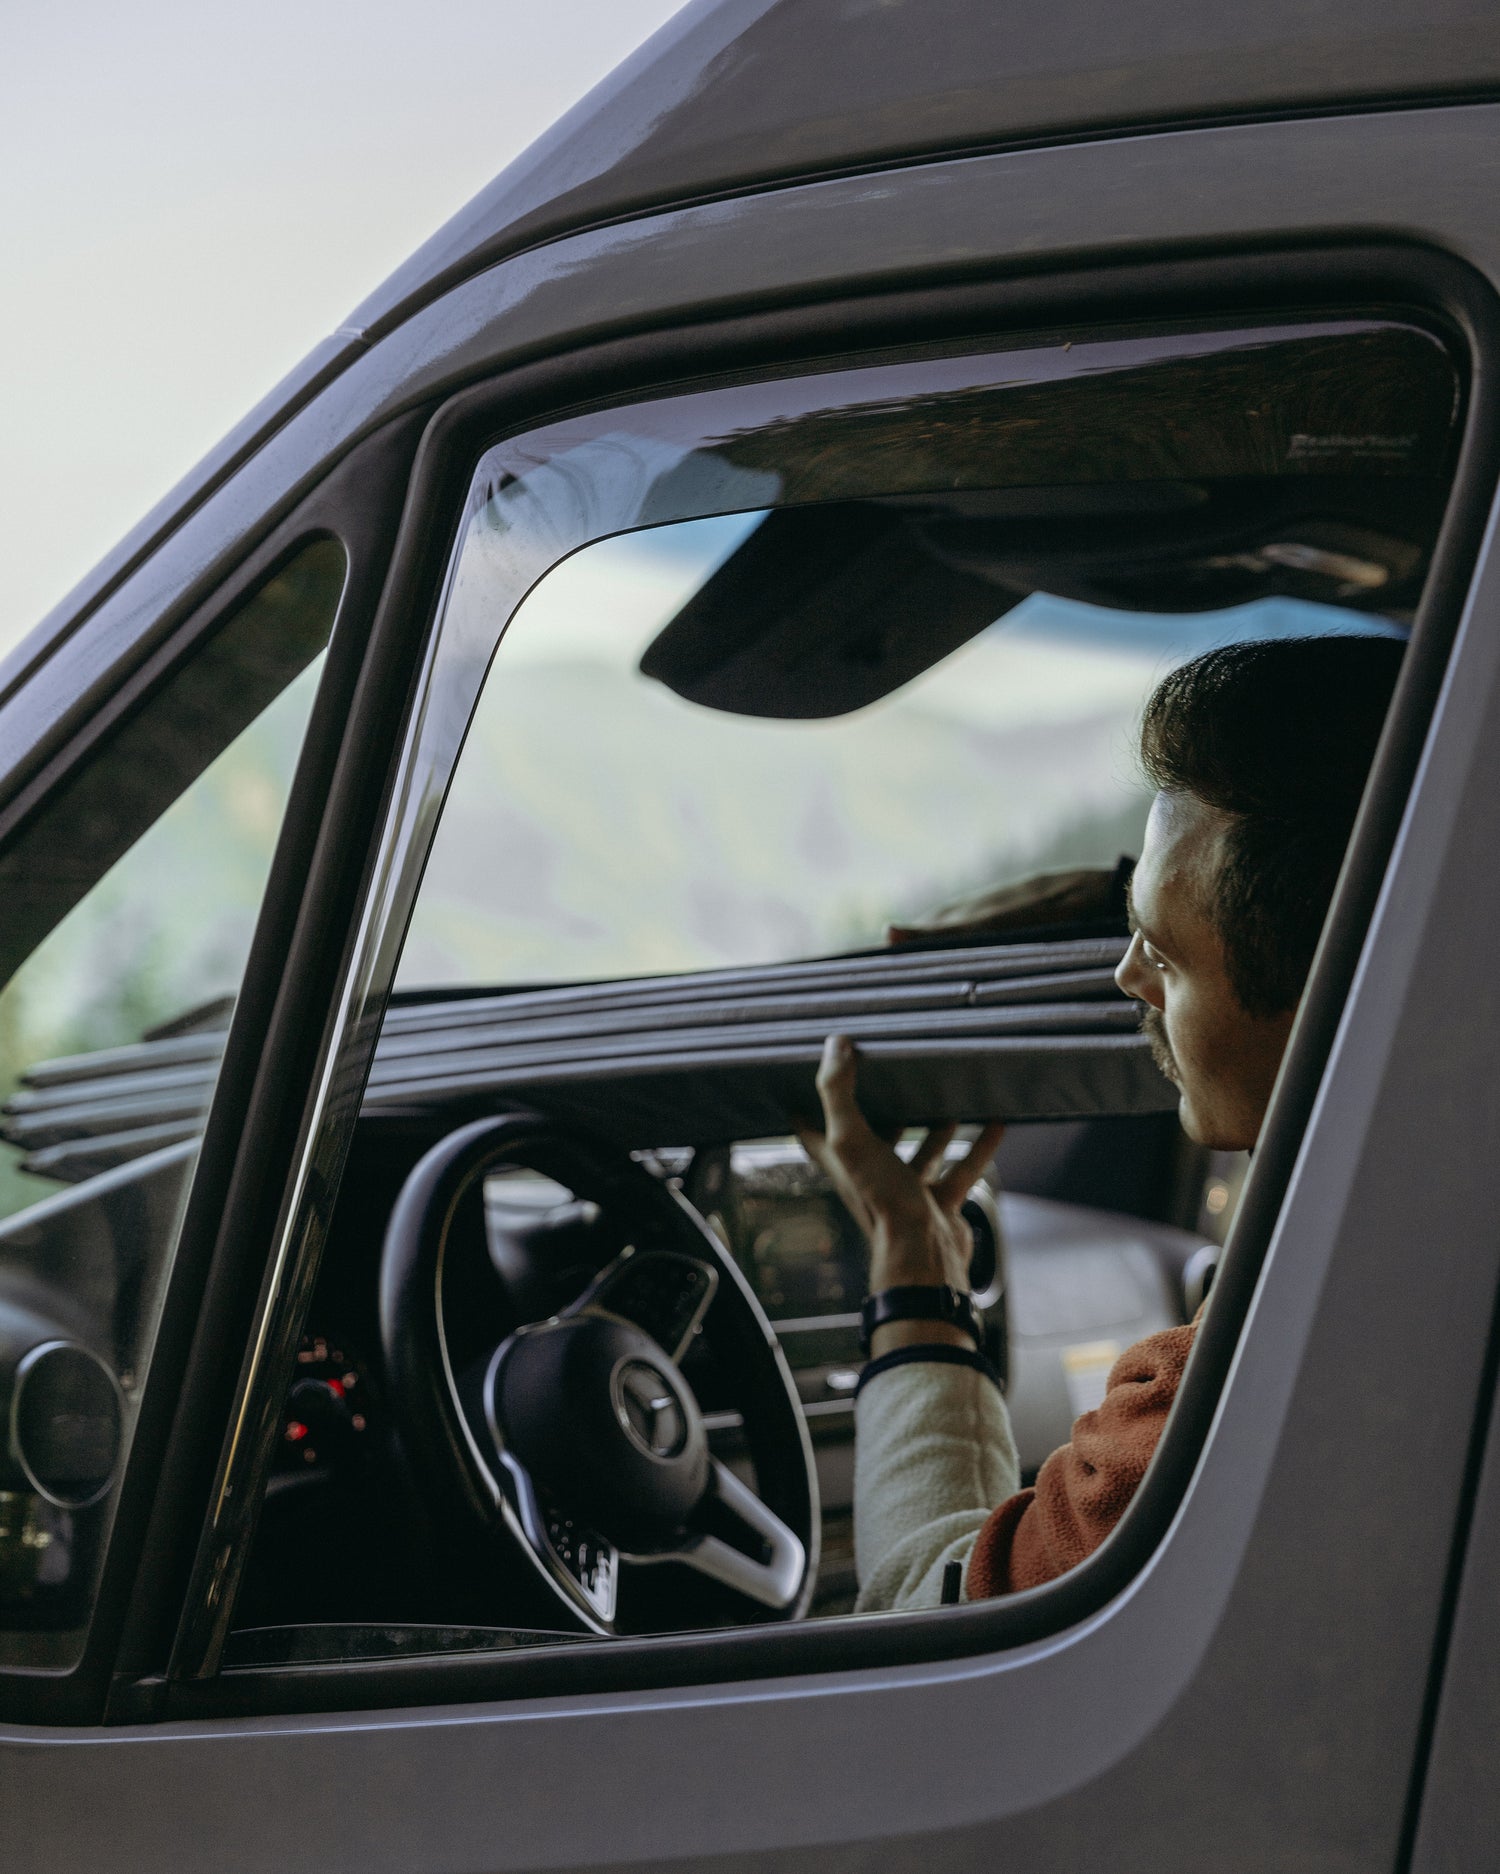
[540,1500,617,1615]
[487,1312,710,1548]
[588,1251,718,1358]
[613,1359,688,1458]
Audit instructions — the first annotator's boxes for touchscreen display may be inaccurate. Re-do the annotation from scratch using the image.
[737,1190,867,1321]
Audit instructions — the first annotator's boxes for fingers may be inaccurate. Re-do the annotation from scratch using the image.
[815,1036,894,1170]
[796,1118,875,1231]
[907,1124,957,1178]
[934,1121,1007,1207]
[814,1034,868,1140]
[807,1035,1006,1241]
[794,1121,828,1173]
[810,1036,898,1235]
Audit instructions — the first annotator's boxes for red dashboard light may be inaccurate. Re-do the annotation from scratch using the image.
[325,1378,344,1398]
[285,1420,309,1443]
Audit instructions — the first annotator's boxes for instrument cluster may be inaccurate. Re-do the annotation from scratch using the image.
[273,1333,375,1476]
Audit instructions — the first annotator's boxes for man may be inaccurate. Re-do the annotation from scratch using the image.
[799,634,1404,1609]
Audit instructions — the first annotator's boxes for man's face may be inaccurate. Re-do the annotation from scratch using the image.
[1115,791,1296,1151]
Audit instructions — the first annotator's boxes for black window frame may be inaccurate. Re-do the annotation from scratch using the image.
[72,242,1500,1725]
[0,410,432,1725]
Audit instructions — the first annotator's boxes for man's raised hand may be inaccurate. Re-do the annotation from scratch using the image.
[796,1033,1005,1294]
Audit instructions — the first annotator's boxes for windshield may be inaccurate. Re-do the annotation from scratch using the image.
[397,514,1398,991]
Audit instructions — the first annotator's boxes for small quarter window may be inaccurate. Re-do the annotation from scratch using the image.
[0,539,343,1662]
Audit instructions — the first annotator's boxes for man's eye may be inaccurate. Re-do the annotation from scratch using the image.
[1141,941,1168,971]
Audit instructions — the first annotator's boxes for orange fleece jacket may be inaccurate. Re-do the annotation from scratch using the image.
[967,1313,1200,1597]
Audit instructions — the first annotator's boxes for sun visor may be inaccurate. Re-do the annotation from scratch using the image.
[638,322,1458,719]
[637,504,1022,719]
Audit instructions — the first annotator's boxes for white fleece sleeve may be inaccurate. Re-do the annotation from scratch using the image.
[853,1359,1020,1613]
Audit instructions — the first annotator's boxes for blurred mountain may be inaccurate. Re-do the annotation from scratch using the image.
[400,658,1151,986]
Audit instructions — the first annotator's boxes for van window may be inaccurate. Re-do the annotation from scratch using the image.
[224,322,1458,1656]
[0,540,342,1662]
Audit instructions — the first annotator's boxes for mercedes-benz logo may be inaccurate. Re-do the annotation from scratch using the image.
[611,1359,686,1460]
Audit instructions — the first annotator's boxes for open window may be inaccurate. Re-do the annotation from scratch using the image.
[139,313,1464,1678]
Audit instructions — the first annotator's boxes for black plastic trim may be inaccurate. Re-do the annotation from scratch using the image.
[0,535,333,867]
[122,240,1500,1722]
[0,536,343,987]
[0,409,432,1725]
[96,407,443,1717]
[1394,1220,1500,1865]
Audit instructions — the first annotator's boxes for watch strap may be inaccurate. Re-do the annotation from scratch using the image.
[855,1342,1003,1398]
[860,1283,984,1355]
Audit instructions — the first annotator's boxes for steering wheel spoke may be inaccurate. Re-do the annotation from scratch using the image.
[496,1449,620,1627]
[628,1460,806,1614]
[574,1246,718,1360]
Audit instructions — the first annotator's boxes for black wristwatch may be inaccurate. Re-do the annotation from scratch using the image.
[860,1284,985,1356]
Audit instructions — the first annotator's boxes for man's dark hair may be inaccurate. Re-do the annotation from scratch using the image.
[1139,635,1404,1017]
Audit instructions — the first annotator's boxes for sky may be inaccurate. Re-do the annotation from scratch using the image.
[0,0,689,658]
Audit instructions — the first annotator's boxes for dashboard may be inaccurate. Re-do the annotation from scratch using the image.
[0,934,1205,1630]
[239,1125,1213,1629]
[273,1335,374,1477]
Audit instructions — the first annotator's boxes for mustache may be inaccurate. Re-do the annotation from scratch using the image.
[1140,1006,1179,1083]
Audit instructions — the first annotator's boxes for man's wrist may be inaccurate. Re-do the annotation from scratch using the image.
[867,1318,974,1358]
[869,1225,957,1291]
[861,1283,984,1356]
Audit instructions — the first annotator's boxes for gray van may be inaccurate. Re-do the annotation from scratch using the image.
[3,2,1500,1868]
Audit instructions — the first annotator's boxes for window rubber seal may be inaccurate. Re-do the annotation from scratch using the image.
[132,238,1500,1722]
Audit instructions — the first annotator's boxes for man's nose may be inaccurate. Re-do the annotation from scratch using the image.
[1115,933,1164,1008]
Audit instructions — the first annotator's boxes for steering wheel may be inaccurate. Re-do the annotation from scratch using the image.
[378,1113,819,1634]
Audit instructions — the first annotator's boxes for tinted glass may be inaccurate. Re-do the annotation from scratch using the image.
[0,539,342,1662]
[226,321,1459,1662]
[401,529,1395,988]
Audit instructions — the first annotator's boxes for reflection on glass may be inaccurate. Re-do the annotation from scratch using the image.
[0,656,323,1218]
[401,515,1388,990]
[216,323,1453,1664]
[0,539,342,1659]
